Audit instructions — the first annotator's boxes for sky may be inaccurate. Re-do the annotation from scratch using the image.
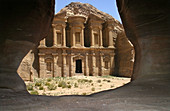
[55,0,122,23]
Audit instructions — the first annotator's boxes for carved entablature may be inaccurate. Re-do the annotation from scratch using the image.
[73,55,84,61]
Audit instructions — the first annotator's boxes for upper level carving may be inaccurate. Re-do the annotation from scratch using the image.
[39,13,117,49]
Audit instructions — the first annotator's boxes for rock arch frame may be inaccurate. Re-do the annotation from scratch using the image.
[0,0,170,110]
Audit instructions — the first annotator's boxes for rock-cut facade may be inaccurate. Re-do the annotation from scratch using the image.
[38,13,117,78]
[17,2,134,80]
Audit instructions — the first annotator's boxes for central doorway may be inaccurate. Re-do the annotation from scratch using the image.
[76,59,82,73]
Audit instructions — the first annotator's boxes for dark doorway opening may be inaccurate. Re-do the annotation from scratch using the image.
[76,59,82,73]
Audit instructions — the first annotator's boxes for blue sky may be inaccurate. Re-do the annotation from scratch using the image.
[55,0,122,22]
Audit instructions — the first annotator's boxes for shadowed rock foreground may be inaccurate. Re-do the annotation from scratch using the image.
[0,0,170,111]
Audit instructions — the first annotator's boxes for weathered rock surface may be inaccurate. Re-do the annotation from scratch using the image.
[0,0,170,111]
[59,2,119,21]
[114,31,134,77]
[17,49,38,81]
[0,0,55,91]
[117,0,170,80]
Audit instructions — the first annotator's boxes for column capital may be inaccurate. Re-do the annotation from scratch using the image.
[82,26,85,29]
[99,26,102,30]
[91,53,95,56]
[85,53,89,56]
[52,53,58,56]
[89,26,94,29]
[110,53,115,56]
[100,53,104,56]
[69,25,74,28]
[107,26,113,31]
[52,24,56,28]
[38,53,45,56]
[62,24,66,28]
[68,53,74,56]
[62,53,67,56]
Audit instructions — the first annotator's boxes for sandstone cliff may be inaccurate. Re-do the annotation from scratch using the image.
[114,31,134,77]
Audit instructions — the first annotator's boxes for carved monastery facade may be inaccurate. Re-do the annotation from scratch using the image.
[38,14,118,78]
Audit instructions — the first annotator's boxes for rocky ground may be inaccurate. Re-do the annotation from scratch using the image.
[25,76,130,96]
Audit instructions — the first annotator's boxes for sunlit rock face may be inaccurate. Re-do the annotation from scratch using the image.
[17,49,39,81]
[115,31,134,77]
[0,0,55,91]
[18,2,134,80]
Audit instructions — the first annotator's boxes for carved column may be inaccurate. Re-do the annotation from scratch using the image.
[108,28,114,48]
[62,52,67,77]
[71,27,75,48]
[91,52,95,76]
[85,53,89,76]
[62,25,66,47]
[52,53,58,77]
[39,53,46,78]
[53,25,57,47]
[39,38,46,47]
[73,31,75,47]
[99,26,103,48]
[70,53,74,77]
[81,27,85,47]
[110,53,115,75]
[100,53,104,76]
[112,31,117,47]
[90,27,94,47]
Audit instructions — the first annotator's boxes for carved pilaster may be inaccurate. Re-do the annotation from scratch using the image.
[110,53,115,75]
[91,52,95,76]
[62,53,67,77]
[85,53,89,76]
[53,26,57,47]
[62,25,66,47]
[99,26,103,48]
[70,27,76,48]
[38,53,46,78]
[69,53,74,77]
[100,53,104,76]
[108,27,114,48]
[81,27,85,47]
[90,27,94,47]
[52,53,58,77]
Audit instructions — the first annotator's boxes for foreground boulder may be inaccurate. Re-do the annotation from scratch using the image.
[0,0,55,91]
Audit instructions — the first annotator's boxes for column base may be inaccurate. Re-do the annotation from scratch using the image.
[38,45,46,48]
[62,45,67,47]
[71,46,76,48]
[80,46,85,48]
[108,46,115,48]
[52,45,57,48]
